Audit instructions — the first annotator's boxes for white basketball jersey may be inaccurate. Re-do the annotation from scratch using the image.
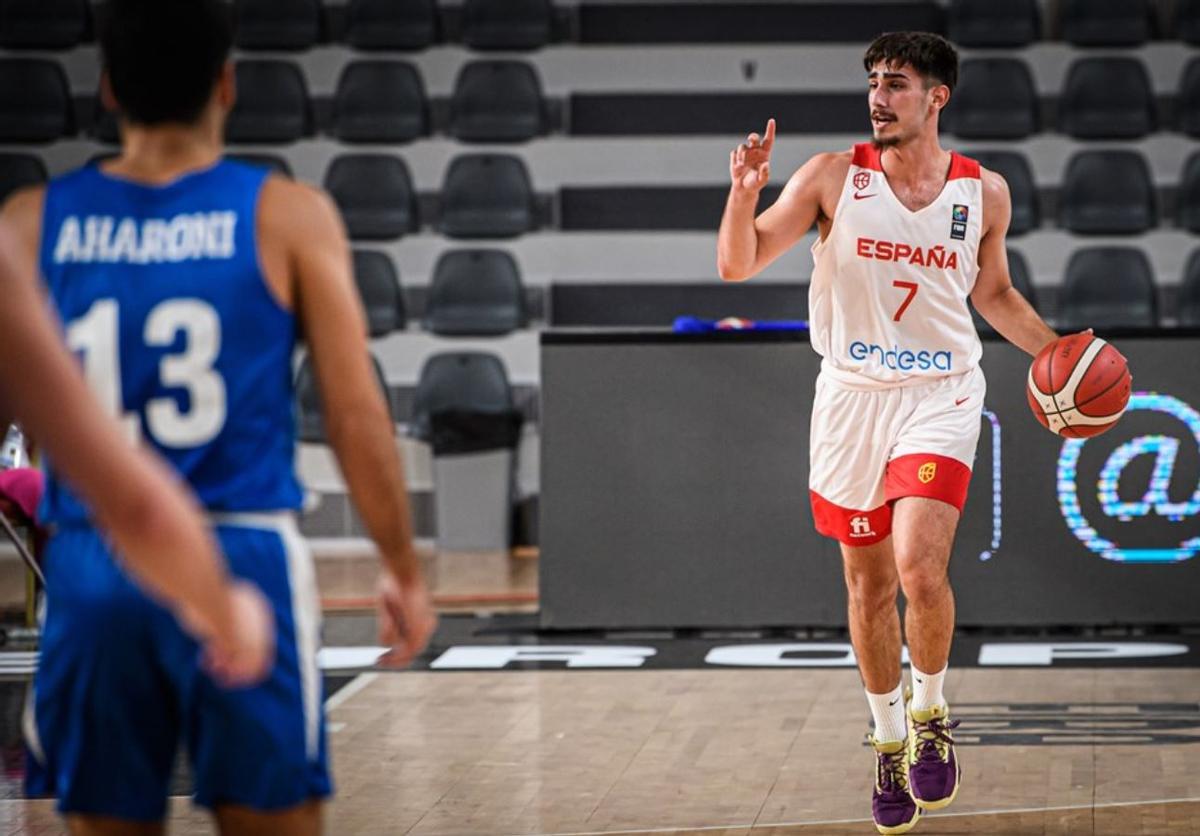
[809,143,984,389]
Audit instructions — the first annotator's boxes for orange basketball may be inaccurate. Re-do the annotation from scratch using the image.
[1026,333,1131,438]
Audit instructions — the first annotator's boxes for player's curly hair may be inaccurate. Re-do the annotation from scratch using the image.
[99,0,234,126]
[863,31,959,92]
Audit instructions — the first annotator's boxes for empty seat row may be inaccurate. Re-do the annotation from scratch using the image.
[0,0,557,51]
[5,55,1200,144]
[7,148,1200,240]
[949,0,1200,47]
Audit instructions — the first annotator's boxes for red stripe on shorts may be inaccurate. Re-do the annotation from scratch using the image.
[884,453,972,512]
[809,490,892,546]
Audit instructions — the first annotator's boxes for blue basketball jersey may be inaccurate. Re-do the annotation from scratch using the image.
[38,160,303,525]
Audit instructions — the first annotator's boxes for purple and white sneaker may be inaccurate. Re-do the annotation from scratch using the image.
[907,703,962,810]
[870,737,921,834]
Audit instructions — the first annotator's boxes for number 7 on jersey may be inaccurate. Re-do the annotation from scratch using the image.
[892,280,919,322]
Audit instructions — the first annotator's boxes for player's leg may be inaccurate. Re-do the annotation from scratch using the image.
[842,537,902,703]
[186,518,331,830]
[65,817,165,836]
[26,529,180,830]
[213,800,322,836]
[892,496,957,681]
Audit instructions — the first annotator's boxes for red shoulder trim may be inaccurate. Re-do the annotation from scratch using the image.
[947,152,980,181]
[851,142,883,172]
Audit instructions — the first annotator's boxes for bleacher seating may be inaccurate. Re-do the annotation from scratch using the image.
[1058,57,1156,139]
[226,60,312,143]
[449,60,548,143]
[966,151,1038,235]
[353,249,407,336]
[0,152,46,203]
[1180,250,1200,326]
[1058,151,1156,235]
[1180,57,1200,137]
[1181,152,1200,234]
[234,0,321,51]
[947,59,1038,139]
[1059,247,1158,330]
[426,249,526,335]
[437,154,537,239]
[332,60,428,144]
[460,0,553,51]
[1059,0,1154,46]
[325,154,418,240]
[344,0,437,51]
[0,58,73,142]
[0,0,89,49]
[946,0,1039,47]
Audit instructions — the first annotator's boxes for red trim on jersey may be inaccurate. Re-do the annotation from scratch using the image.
[810,490,892,546]
[884,454,972,512]
[851,143,883,172]
[947,152,980,181]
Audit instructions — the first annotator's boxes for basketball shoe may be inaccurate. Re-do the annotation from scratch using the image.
[870,737,921,834]
[907,703,961,810]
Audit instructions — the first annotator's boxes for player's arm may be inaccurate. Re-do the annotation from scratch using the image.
[270,179,435,666]
[969,170,1058,357]
[717,119,833,281]
[0,219,271,686]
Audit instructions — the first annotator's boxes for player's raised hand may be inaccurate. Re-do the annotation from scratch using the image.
[377,570,437,668]
[729,118,776,194]
[202,580,275,688]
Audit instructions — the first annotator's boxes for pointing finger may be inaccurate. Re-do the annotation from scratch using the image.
[763,118,776,150]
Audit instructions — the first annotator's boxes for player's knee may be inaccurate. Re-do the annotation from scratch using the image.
[897,564,949,608]
[844,568,898,612]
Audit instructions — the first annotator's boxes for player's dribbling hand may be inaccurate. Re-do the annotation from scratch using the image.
[203,580,275,688]
[377,571,437,669]
[729,118,775,194]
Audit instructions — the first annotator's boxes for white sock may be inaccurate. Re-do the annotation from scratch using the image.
[866,683,908,743]
[911,664,948,711]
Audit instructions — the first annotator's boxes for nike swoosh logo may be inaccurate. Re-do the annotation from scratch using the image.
[888,698,900,706]
[955,397,969,406]
[853,192,877,200]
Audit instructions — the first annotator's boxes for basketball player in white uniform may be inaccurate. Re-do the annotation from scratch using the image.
[717,32,1069,834]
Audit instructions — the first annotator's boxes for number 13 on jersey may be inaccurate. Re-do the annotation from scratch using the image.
[66,298,227,447]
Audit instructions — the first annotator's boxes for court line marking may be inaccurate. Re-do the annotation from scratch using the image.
[515,795,1200,836]
[323,672,378,712]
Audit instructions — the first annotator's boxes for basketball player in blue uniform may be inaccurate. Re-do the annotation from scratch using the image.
[1,0,436,831]
[0,221,273,689]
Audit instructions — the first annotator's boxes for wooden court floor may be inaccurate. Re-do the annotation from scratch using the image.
[3,667,1198,834]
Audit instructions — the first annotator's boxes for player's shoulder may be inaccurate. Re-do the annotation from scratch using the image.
[806,150,854,176]
[976,166,1011,204]
[258,175,343,239]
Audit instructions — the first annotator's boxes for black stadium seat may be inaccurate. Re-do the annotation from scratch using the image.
[426,250,526,336]
[234,0,320,50]
[324,154,417,240]
[971,247,1037,333]
[1059,58,1155,140]
[1058,151,1156,235]
[967,151,1038,235]
[946,0,1038,47]
[947,59,1038,140]
[332,61,427,144]
[344,0,436,50]
[226,61,312,144]
[0,0,89,49]
[1179,58,1200,138]
[0,152,47,203]
[295,352,392,443]
[449,61,548,143]
[1180,0,1200,45]
[352,250,406,336]
[1058,247,1157,331]
[461,0,552,50]
[0,58,73,142]
[1180,250,1200,327]
[1060,0,1152,46]
[226,153,293,177]
[438,154,536,239]
[411,352,513,442]
[1180,152,1200,234]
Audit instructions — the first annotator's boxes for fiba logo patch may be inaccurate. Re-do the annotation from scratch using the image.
[1057,393,1200,563]
[853,171,871,191]
[918,462,937,484]
[850,515,874,537]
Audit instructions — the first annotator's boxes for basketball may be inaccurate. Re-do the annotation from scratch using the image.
[1026,333,1131,438]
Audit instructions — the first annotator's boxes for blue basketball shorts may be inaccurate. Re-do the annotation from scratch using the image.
[24,512,331,821]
